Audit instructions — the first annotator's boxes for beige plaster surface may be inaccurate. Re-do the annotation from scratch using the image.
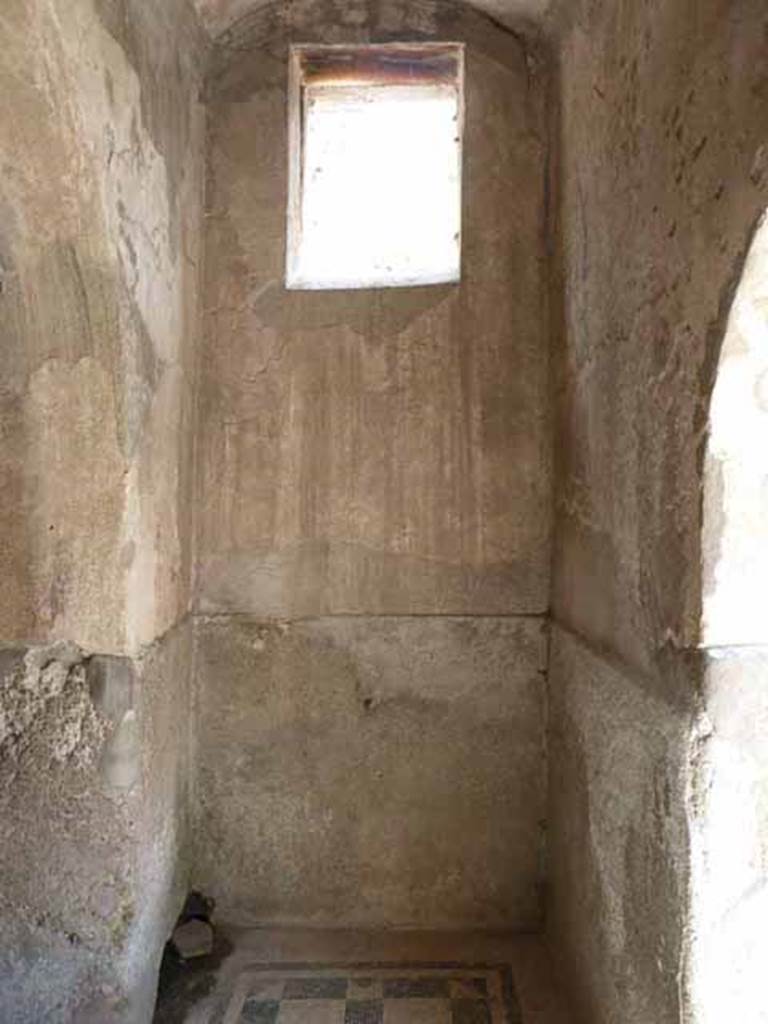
[191,5,556,949]
[0,0,204,655]
[192,0,556,40]
[10,1,768,1022]
[547,626,693,1024]
[198,1,553,618]
[0,0,204,1019]
[193,615,548,931]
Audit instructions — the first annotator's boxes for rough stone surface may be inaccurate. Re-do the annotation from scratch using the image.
[552,0,768,673]
[193,615,548,929]
[0,0,204,1019]
[0,625,193,1022]
[0,643,124,1023]
[198,1,553,618]
[547,627,693,1024]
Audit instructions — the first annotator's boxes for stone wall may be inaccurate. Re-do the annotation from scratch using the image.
[193,615,548,929]
[194,0,554,929]
[12,0,768,1015]
[0,0,204,654]
[0,625,194,1022]
[0,0,204,1018]
[547,628,693,1024]
[549,0,768,1021]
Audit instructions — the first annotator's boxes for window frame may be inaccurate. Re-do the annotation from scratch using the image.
[285,41,466,292]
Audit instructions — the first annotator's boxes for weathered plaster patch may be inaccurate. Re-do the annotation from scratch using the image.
[553,0,768,673]
[25,356,127,651]
[0,643,106,766]
[0,623,195,1023]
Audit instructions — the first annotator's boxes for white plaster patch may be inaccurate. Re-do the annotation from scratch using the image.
[702,211,768,647]
[687,653,768,1024]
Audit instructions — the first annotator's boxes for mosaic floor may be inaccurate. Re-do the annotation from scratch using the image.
[219,965,522,1024]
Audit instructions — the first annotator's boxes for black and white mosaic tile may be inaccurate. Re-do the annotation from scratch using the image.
[219,963,522,1024]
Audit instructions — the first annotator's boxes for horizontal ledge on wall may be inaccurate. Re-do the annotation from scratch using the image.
[191,610,550,622]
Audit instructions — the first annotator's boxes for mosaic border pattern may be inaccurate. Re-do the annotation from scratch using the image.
[218,962,523,1024]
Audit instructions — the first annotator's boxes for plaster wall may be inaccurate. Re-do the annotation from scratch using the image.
[549,1,768,1021]
[0,0,204,1018]
[193,616,548,929]
[0,0,204,655]
[552,0,768,670]
[194,0,554,930]
[0,623,195,1023]
[198,0,552,620]
[191,0,555,40]
[548,627,692,1024]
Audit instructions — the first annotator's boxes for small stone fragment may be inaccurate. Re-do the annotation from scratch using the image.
[171,918,214,960]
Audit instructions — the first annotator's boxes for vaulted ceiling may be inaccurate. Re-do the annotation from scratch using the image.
[192,0,554,37]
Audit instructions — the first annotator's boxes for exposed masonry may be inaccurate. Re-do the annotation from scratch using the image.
[0,645,106,767]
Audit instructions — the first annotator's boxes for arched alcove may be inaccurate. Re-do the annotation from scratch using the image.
[192,0,554,932]
[191,0,550,39]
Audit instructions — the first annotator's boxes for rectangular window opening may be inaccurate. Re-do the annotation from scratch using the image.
[286,42,465,291]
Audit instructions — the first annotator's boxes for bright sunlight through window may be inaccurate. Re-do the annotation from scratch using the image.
[286,44,464,291]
